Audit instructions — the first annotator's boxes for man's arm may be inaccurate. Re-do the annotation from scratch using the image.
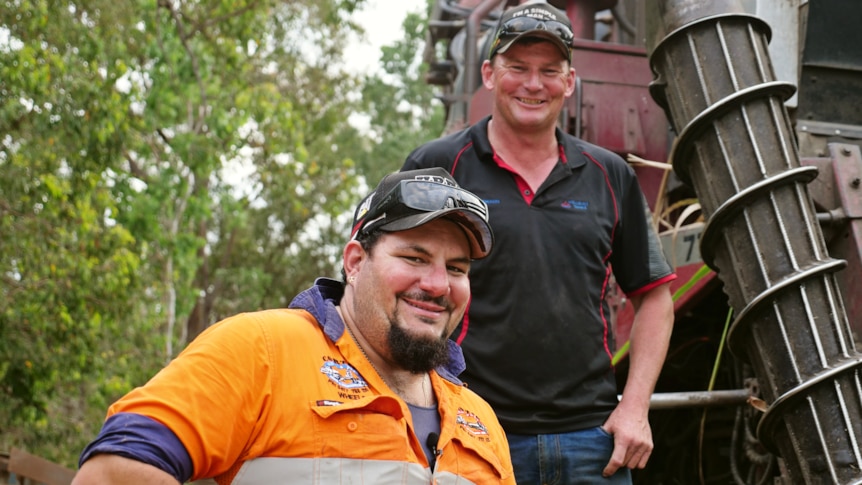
[601,282,674,477]
[72,454,180,485]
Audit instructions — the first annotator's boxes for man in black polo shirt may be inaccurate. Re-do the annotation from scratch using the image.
[402,2,676,484]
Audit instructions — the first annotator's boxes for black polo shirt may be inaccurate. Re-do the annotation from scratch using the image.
[402,116,675,434]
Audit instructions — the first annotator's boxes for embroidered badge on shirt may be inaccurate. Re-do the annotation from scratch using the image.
[320,360,366,389]
[457,407,490,441]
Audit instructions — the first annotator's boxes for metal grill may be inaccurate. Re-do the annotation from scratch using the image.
[646,0,862,482]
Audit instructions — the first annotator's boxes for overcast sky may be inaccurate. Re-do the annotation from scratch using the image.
[344,0,426,74]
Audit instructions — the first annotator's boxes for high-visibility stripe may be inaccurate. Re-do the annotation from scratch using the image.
[101,283,514,484]
[231,457,478,485]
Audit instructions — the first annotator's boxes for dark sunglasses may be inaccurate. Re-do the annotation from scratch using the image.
[496,16,574,48]
[358,180,489,236]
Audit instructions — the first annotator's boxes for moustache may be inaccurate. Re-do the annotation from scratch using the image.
[399,291,453,312]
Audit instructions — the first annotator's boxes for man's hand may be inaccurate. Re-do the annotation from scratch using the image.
[600,283,673,477]
[601,398,653,477]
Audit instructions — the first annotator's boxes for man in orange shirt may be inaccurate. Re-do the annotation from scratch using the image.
[72,168,514,485]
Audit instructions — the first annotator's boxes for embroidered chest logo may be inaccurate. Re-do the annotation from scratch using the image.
[457,407,490,441]
[320,359,367,390]
[561,199,589,210]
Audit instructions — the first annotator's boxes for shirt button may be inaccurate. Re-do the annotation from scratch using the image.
[524,189,531,195]
[347,421,358,432]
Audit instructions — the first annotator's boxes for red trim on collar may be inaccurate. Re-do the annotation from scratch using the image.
[491,144,566,205]
[491,152,535,204]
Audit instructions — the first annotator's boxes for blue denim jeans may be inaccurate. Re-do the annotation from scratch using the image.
[507,427,633,485]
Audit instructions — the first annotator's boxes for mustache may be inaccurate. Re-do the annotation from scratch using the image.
[398,290,454,312]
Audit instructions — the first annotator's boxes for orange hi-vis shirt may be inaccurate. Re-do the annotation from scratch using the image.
[88,279,515,484]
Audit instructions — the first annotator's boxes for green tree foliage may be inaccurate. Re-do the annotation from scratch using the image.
[1,0,399,465]
[2,0,444,467]
[1,0,446,467]
[1,0,153,461]
[355,0,445,183]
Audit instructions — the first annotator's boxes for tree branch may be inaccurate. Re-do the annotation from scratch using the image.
[157,0,208,133]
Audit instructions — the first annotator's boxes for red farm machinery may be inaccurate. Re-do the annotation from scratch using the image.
[421,0,862,483]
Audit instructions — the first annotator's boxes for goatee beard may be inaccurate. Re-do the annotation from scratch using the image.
[387,322,451,373]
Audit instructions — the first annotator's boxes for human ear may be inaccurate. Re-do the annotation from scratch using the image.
[342,240,367,281]
[565,67,576,97]
[481,59,496,90]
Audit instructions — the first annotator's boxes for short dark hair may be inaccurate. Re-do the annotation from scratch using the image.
[341,227,385,283]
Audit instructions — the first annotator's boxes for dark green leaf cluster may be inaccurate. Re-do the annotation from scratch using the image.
[0,0,443,467]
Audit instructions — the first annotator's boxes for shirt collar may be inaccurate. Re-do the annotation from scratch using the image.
[289,277,466,382]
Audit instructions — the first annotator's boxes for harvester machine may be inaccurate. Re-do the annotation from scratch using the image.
[422,0,862,482]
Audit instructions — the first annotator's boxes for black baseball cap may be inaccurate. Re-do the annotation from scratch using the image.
[488,2,574,62]
[351,168,494,259]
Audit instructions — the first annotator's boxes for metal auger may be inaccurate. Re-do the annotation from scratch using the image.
[646,0,862,483]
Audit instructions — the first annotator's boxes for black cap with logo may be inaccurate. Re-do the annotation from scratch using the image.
[488,2,574,62]
[351,168,494,259]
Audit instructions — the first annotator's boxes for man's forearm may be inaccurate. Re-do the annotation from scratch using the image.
[622,284,674,407]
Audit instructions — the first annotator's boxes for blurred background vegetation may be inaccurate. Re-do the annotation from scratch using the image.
[0,0,442,466]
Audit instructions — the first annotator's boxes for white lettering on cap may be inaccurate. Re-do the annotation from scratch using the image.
[413,175,457,187]
[512,7,559,21]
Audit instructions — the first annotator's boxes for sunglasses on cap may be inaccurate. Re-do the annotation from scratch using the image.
[494,15,575,49]
[356,180,489,237]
